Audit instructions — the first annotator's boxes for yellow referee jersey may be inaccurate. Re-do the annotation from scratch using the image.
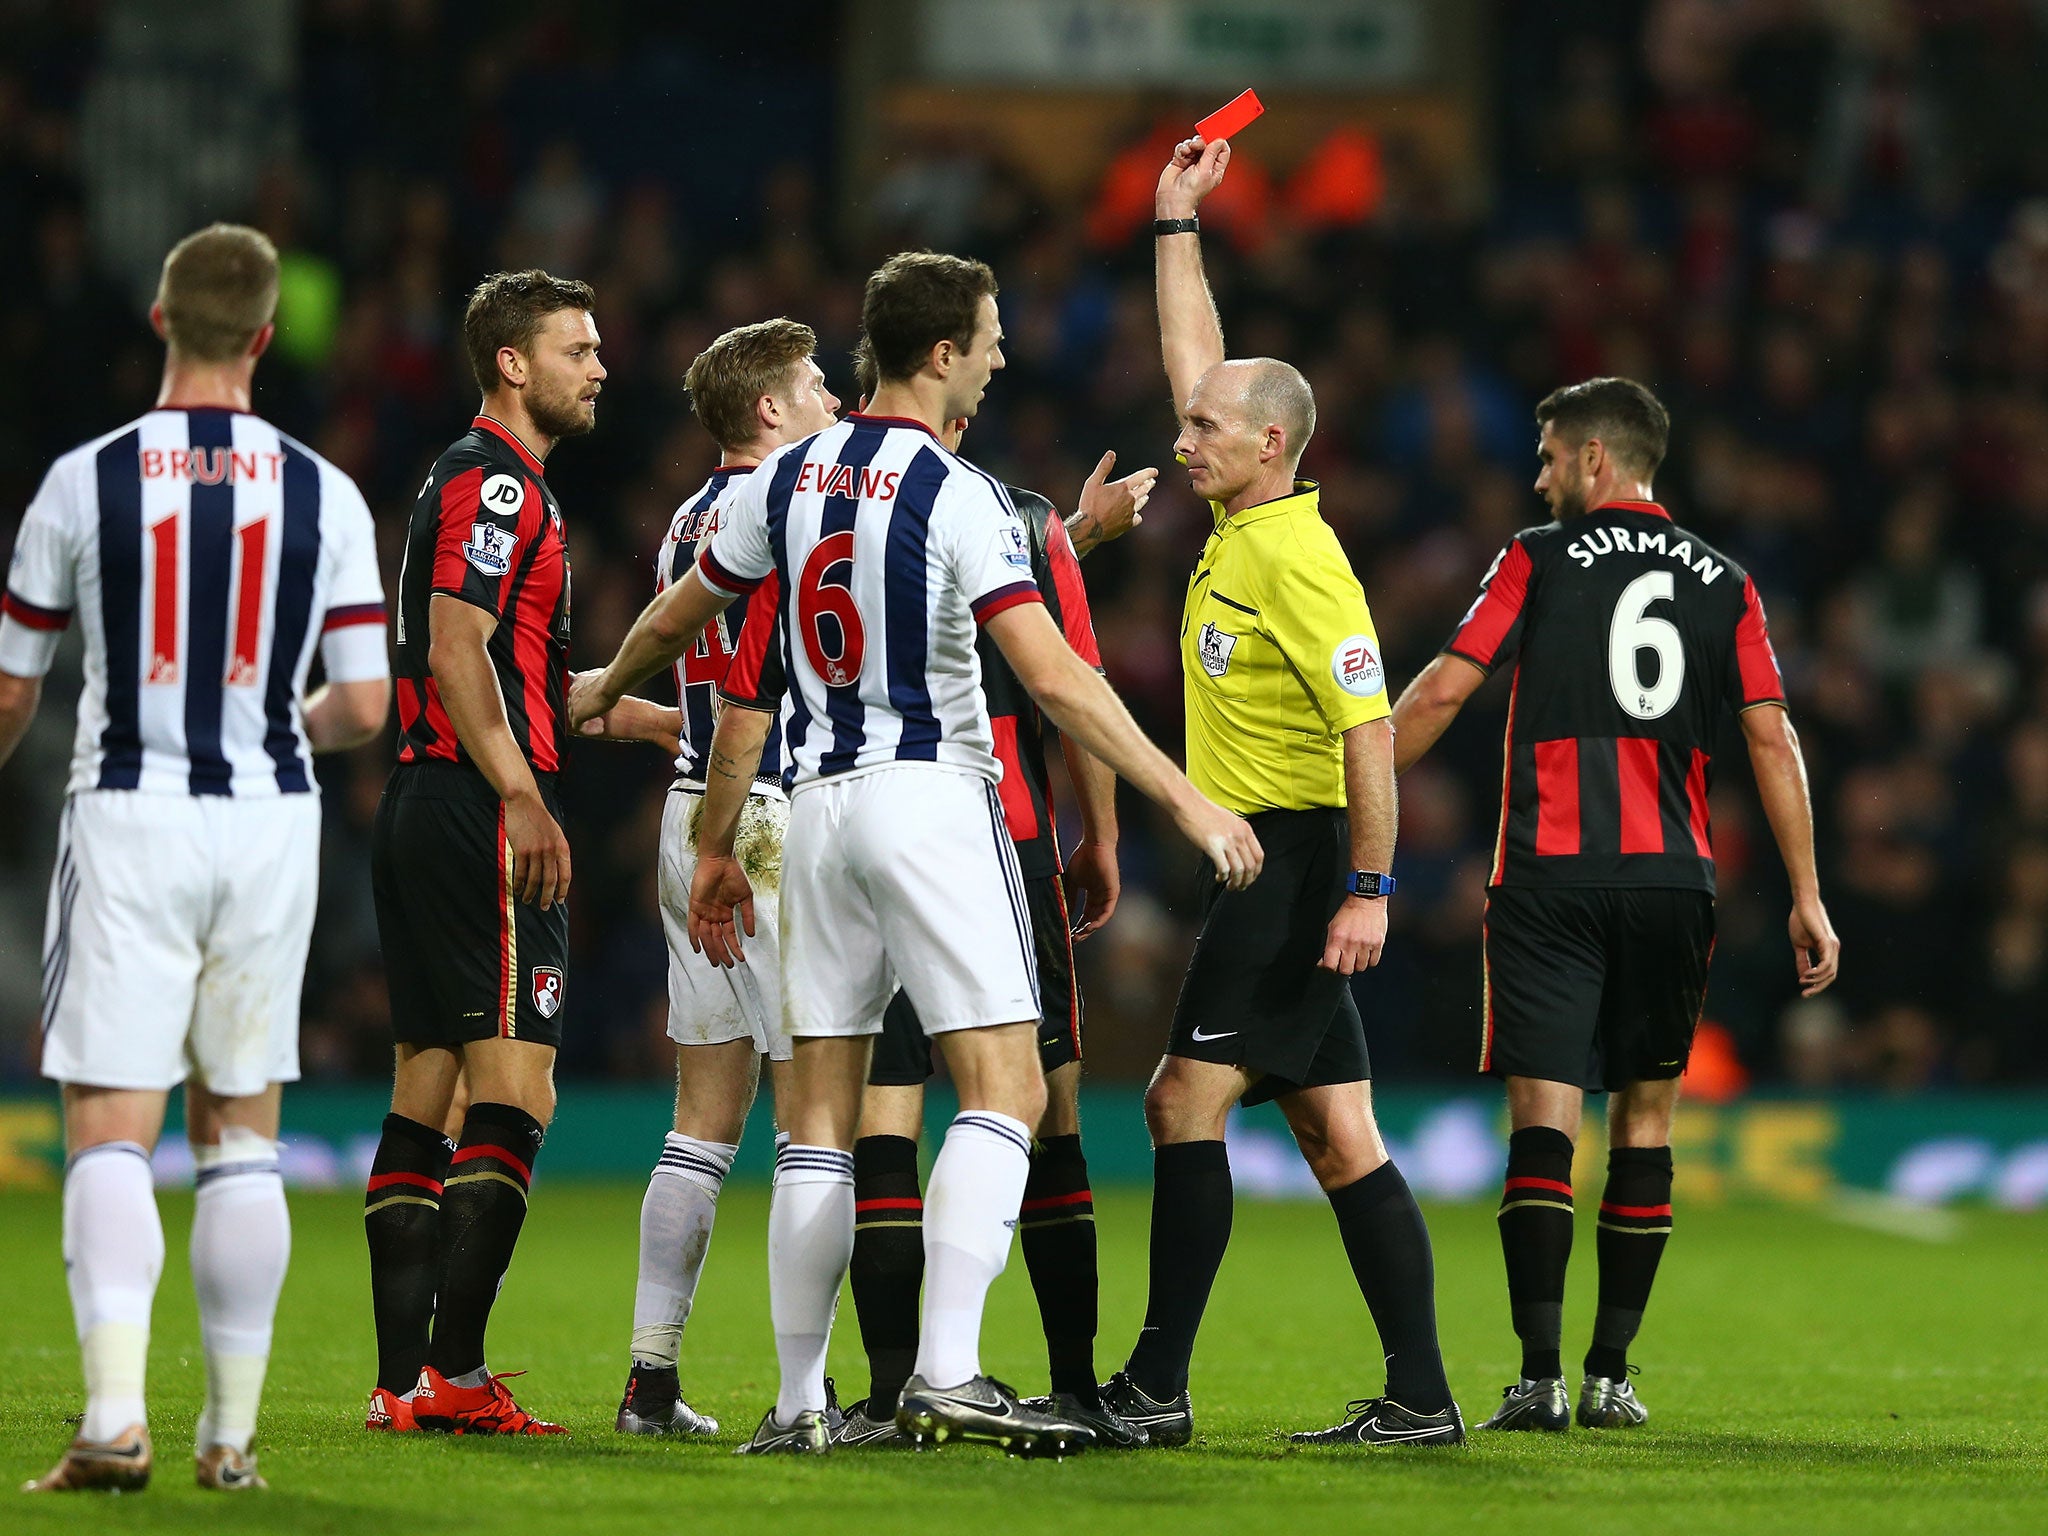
[1180,480,1389,815]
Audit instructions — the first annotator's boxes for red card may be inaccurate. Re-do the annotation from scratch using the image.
[1197,89,1265,144]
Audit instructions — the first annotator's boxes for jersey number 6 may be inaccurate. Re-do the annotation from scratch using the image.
[797,529,866,688]
[1609,570,1684,721]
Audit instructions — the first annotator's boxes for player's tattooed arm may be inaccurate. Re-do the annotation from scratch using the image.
[689,702,773,967]
[1156,136,1231,409]
[1066,451,1159,558]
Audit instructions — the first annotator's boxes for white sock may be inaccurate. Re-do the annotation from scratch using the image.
[63,1141,164,1441]
[768,1144,854,1424]
[191,1128,290,1455]
[915,1112,1032,1391]
[631,1133,736,1368]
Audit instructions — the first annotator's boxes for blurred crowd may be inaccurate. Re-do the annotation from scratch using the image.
[4,0,2047,1089]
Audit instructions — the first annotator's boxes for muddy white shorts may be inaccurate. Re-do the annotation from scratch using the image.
[41,789,320,1095]
[659,781,791,1061]
[780,764,1038,1041]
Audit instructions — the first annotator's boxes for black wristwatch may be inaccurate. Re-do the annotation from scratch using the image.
[1348,871,1396,899]
[1153,216,1200,237]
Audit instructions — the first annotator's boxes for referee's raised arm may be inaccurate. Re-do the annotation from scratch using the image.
[1155,137,1231,408]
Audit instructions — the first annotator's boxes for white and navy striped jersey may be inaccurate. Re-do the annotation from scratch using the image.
[697,413,1043,790]
[656,464,782,788]
[0,407,388,797]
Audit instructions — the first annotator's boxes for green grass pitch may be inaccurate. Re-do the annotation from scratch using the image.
[3,1186,2042,1533]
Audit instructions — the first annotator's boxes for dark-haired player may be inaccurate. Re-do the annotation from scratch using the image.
[362,270,667,1436]
[1391,376,1840,1431]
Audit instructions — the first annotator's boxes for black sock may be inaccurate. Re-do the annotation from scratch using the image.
[1124,1140,1232,1401]
[1586,1145,1673,1380]
[849,1135,923,1412]
[1327,1160,1453,1413]
[1499,1126,1576,1381]
[425,1102,544,1379]
[364,1113,455,1394]
[1020,1134,1100,1407]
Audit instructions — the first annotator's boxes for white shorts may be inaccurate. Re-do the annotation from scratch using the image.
[659,784,791,1061]
[781,765,1038,1040]
[41,789,320,1096]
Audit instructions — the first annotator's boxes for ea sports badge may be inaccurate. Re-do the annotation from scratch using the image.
[1332,634,1385,697]
[531,966,564,1020]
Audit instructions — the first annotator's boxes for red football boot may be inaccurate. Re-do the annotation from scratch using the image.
[365,1387,418,1432]
[412,1367,568,1436]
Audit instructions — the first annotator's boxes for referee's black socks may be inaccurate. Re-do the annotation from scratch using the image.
[364,1113,454,1395]
[849,1134,923,1414]
[1327,1160,1452,1414]
[1586,1145,1674,1381]
[1020,1134,1101,1407]
[1125,1139,1232,1402]
[1499,1125,1576,1381]
[426,1102,545,1380]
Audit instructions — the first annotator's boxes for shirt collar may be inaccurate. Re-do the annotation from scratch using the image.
[473,414,545,476]
[1211,478,1320,530]
[847,411,943,443]
[1592,499,1670,521]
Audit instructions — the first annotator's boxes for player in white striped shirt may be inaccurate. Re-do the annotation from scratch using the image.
[572,252,1261,1456]
[0,226,390,1494]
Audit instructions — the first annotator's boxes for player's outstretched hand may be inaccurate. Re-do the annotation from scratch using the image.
[567,668,620,733]
[1790,894,1840,996]
[1176,794,1262,890]
[1320,894,1388,974]
[1070,451,1158,555]
[1063,837,1122,941]
[505,789,571,909]
[1157,135,1231,219]
[689,853,756,968]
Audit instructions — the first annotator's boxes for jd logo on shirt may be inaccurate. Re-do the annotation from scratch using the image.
[1198,621,1238,678]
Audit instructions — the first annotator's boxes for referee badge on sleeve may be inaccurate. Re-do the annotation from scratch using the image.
[1332,634,1385,696]
[1198,621,1238,678]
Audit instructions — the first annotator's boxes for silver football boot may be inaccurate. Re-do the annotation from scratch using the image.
[1478,1377,1570,1432]
[896,1374,1094,1458]
[1576,1371,1649,1428]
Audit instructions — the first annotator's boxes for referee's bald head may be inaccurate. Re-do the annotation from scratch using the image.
[1201,357,1317,467]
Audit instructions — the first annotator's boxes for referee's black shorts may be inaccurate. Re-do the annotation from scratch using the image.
[869,873,1082,1086]
[371,761,571,1051]
[1167,806,1370,1106]
[1482,885,1714,1092]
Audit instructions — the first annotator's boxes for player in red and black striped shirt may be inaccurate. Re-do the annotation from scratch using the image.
[1391,378,1840,1433]
[364,271,669,1439]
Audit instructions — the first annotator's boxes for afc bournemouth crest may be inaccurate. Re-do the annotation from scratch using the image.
[531,966,564,1020]
[1198,620,1238,678]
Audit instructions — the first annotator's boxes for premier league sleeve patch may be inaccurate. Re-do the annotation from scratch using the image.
[463,522,519,578]
[1332,634,1385,696]
[1199,620,1239,678]
[1001,519,1032,571]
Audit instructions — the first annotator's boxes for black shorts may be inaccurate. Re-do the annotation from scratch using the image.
[1482,885,1714,1092]
[869,874,1082,1087]
[1168,806,1370,1107]
[371,762,571,1051]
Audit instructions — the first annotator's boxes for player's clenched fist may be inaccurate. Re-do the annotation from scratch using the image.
[566,668,619,732]
[687,852,756,968]
[1175,795,1262,890]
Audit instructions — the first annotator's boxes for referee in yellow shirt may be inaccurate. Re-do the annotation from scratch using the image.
[1100,134,1462,1450]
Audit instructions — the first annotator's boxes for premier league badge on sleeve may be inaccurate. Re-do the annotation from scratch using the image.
[463,523,519,578]
[1001,520,1032,570]
[1198,620,1238,678]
